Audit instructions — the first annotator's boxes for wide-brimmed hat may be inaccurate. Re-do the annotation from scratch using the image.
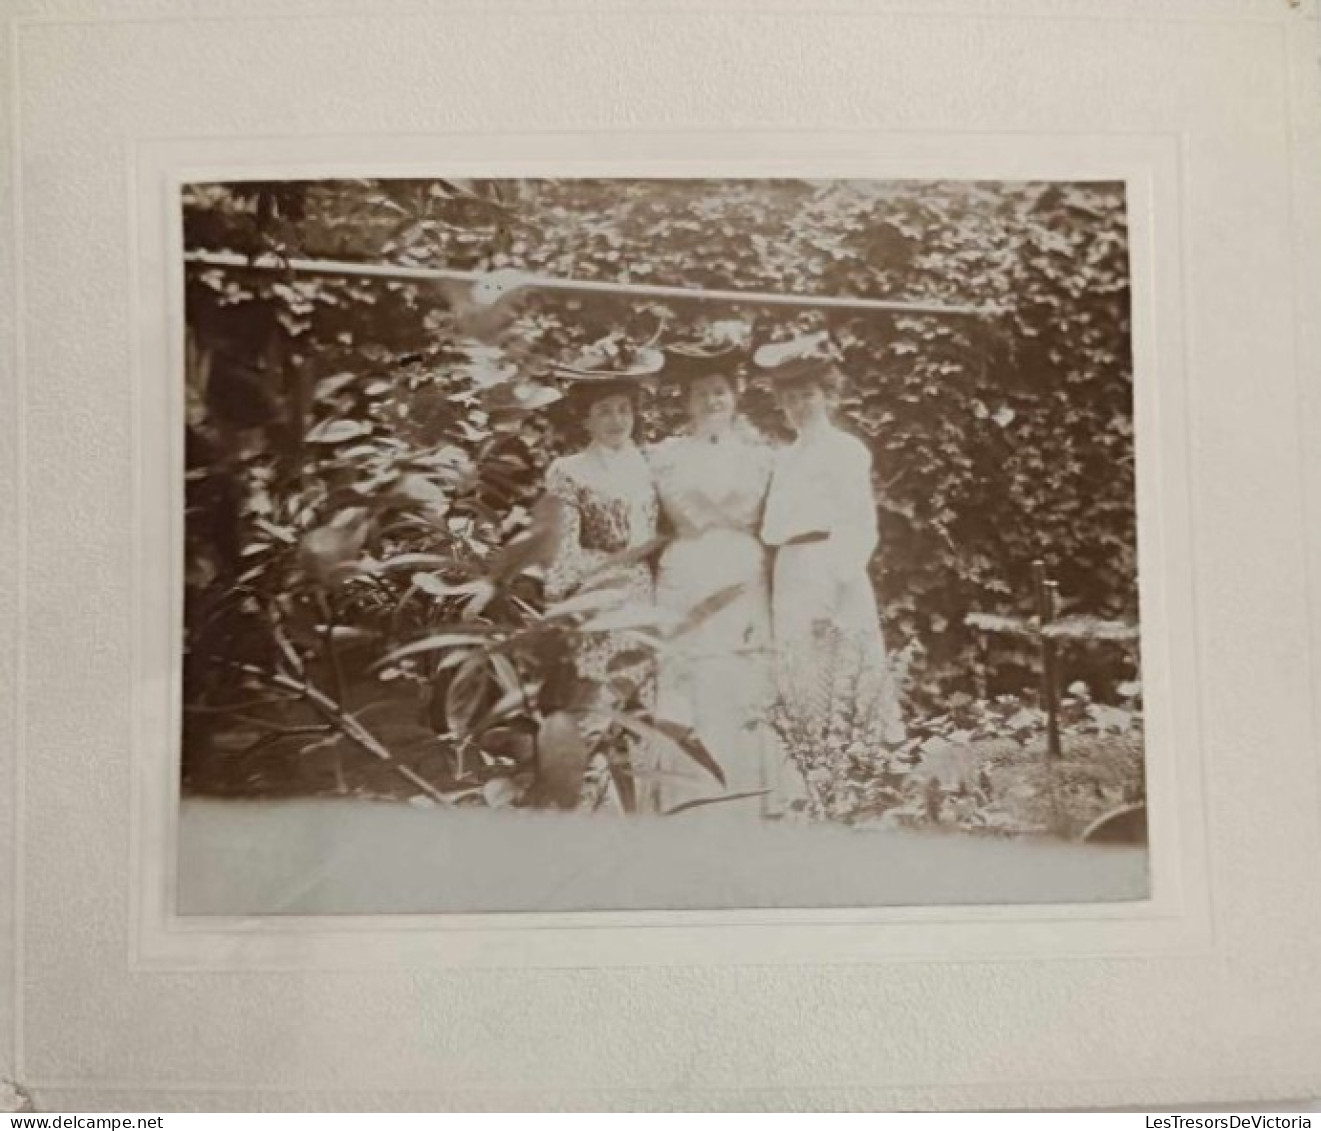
[659,340,746,384]
[751,330,843,386]
[477,378,563,416]
[548,335,665,409]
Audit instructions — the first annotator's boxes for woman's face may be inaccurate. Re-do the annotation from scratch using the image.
[776,380,830,432]
[686,373,737,429]
[584,393,635,449]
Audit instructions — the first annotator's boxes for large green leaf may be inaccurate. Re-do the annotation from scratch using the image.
[542,587,630,621]
[669,582,748,640]
[663,789,769,818]
[610,712,726,787]
[372,631,493,671]
[306,419,372,444]
[444,653,494,740]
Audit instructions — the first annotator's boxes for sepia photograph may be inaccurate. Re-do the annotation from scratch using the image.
[12,0,1321,1111]
[177,176,1148,914]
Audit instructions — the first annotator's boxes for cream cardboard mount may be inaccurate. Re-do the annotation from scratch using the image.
[2,0,1320,1113]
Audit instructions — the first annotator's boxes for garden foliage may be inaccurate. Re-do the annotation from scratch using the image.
[182,178,1142,819]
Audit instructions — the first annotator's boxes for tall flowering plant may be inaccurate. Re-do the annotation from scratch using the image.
[766,623,908,822]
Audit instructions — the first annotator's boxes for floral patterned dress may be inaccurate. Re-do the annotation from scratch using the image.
[647,428,779,816]
[544,443,660,694]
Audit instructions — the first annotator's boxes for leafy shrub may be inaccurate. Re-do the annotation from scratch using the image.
[864,681,1145,838]
[766,624,908,822]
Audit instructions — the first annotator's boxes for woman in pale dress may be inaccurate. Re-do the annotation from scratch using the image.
[756,333,905,767]
[646,344,779,817]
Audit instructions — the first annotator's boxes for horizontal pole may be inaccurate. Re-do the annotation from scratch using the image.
[184,249,999,318]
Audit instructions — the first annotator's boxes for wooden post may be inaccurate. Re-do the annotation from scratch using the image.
[1032,561,1064,760]
[1044,579,1064,761]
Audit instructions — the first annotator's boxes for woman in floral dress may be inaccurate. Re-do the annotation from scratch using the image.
[542,343,665,807]
[543,389,659,682]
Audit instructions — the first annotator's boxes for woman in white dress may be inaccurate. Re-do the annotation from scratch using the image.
[756,334,905,753]
[646,344,779,817]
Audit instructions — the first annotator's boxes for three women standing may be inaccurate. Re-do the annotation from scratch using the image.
[542,330,904,818]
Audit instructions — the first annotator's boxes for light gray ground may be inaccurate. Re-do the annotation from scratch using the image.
[177,797,1149,915]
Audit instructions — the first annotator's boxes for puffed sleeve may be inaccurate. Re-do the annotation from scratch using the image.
[826,436,880,583]
[543,459,606,601]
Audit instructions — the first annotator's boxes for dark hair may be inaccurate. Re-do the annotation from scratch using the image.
[682,370,743,406]
[548,382,641,445]
[553,378,640,416]
[682,369,744,390]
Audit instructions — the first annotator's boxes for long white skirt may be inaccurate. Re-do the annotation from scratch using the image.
[652,528,778,817]
[770,541,884,654]
[769,542,906,811]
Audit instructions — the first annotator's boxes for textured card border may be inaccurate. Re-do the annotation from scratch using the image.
[129,131,1201,972]
[4,0,1318,1110]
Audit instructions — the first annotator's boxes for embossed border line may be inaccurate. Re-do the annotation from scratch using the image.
[121,129,1209,973]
